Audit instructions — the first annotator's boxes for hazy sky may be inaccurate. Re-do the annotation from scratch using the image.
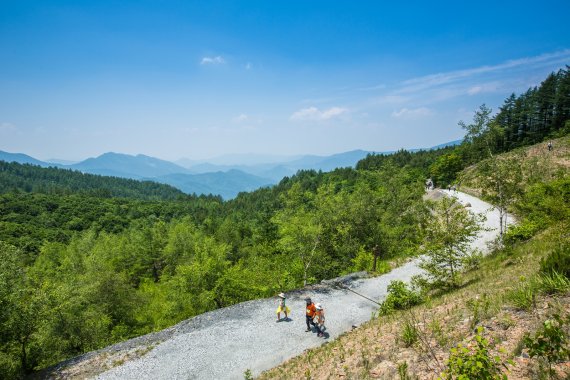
[1,1,569,161]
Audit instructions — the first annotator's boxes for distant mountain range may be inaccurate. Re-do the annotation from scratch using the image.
[0,140,461,199]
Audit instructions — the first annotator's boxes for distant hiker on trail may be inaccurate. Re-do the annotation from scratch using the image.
[314,303,326,337]
[548,141,553,151]
[305,297,317,332]
[276,293,290,322]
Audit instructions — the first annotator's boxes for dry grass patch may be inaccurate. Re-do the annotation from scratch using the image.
[259,229,570,380]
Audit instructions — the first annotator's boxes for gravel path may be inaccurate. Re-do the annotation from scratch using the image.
[93,190,512,380]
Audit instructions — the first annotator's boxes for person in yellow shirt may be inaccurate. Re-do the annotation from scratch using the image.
[276,293,290,322]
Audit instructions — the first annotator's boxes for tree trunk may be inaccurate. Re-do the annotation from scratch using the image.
[372,245,380,272]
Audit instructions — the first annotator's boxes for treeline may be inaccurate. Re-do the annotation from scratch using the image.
[430,66,570,186]
[0,192,224,262]
[0,161,190,200]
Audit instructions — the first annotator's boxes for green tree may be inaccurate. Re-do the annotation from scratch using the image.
[420,196,483,288]
[272,183,324,286]
[476,152,524,243]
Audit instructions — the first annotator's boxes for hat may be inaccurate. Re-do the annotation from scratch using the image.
[278,293,285,298]
[305,296,312,302]
[315,303,323,310]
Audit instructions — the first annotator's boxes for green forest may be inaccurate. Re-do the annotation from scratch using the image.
[0,67,569,378]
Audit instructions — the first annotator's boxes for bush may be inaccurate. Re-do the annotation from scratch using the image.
[540,241,570,278]
[524,313,570,378]
[503,219,540,245]
[440,327,511,380]
[379,280,423,315]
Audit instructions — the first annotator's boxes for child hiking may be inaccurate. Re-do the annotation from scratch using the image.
[314,303,326,337]
[276,293,290,322]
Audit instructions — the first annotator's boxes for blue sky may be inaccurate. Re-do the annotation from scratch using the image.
[1,1,569,161]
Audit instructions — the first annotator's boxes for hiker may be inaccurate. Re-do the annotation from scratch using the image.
[276,292,290,322]
[314,303,326,337]
[548,141,553,151]
[305,297,317,332]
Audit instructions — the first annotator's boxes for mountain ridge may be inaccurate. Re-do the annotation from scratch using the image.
[0,140,462,198]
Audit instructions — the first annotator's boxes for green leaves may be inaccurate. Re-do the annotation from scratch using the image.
[419,196,484,289]
[440,327,511,380]
[524,313,570,378]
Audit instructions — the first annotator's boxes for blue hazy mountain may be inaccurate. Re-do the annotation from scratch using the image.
[0,150,53,167]
[71,152,193,179]
[429,139,463,150]
[154,170,273,199]
[1,139,461,199]
[178,149,380,181]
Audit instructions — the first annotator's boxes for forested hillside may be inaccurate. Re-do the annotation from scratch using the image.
[0,68,568,378]
[0,161,189,200]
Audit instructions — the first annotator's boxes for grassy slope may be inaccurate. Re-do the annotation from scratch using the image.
[259,138,570,380]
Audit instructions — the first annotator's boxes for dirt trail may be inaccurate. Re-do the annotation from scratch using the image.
[49,190,509,380]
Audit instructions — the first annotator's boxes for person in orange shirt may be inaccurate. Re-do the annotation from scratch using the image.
[305,297,317,332]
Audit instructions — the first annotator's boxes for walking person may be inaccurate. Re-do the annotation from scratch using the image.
[314,303,326,337]
[304,297,317,332]
[276,293,290,322]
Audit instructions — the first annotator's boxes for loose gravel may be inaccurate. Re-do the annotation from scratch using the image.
[74,190,511,380]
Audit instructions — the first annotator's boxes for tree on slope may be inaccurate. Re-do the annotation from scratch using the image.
[420,196,484,289]
[477,152,524,243]
[272,183,324,287]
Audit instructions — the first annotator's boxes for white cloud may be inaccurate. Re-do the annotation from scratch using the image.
[467,82,501,95]
[391,107,433,118]
[200,56,225,65]
[290,106,348,121]
[233,114,249,123]
[398,49,570,94]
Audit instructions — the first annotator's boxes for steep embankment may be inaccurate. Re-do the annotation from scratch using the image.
[43,191,504,379]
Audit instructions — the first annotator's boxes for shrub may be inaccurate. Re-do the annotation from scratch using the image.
[440,327,511,380]
[379,280,423,315]
[524,313,570,379]
[540,241,570,278]
[503,219,540,245]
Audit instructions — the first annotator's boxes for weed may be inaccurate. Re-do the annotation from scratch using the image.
[401,319,419,347]
[535,272,570,295]
[398,361,415,380]
[540,241,570,277]
[467,293,491,329]
[244,368,254,380]
[429,319,449,347]
[497,314,516,330]
[507,281,536,310]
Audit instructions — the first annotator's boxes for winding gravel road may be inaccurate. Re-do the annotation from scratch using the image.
[92,190,512,380]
